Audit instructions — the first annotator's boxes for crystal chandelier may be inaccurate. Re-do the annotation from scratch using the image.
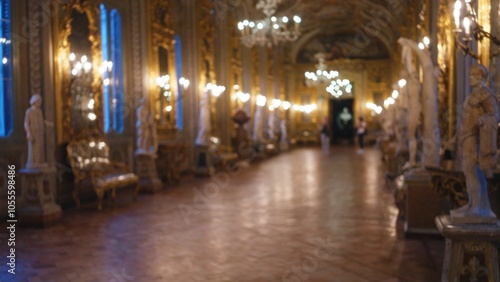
[304,52,352,98]
[326,79,352,98]
[237,0,301,48]
[304,53,339,87]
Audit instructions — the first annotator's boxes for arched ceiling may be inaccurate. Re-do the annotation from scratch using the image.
[237,0,410,63]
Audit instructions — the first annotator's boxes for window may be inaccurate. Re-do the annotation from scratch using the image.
[0,0,13,137]
[100,4,124,133]
[174,35,183,130]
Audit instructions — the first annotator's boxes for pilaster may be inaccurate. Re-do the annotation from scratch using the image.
[182,0,200,168]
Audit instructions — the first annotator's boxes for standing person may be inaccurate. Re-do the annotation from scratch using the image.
[320,117,331,155]
[356,116,367,154]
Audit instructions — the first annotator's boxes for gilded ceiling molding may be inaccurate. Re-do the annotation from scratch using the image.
[56,0,102,142]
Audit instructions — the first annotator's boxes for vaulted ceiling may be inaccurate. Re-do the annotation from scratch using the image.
[236,0,411,63]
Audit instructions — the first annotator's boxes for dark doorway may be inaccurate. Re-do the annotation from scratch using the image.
[330,98,354,144]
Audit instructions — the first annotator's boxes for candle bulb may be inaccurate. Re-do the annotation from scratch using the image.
[453,0,462,30]
[463,17,471,36]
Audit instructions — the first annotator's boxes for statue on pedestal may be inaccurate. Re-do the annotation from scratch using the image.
[24,94,51,169]
[280,119,287,143]
[451,64,499,224]
[195,87,211,146]
[398,39,423,168]
[253,106,263,142]
[136,98,158,155]
[397,37,440,167]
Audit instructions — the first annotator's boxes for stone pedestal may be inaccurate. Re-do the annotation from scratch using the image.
[436,215,500,282]
[194,145,214,176]
[404,167,443,235]
[19,167,62,227]
[135,153,162,193]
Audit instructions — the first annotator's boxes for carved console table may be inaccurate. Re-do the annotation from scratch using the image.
[157,143,187,184]
[426,161,500,211]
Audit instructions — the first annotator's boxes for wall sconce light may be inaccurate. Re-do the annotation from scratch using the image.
[271,98,281,108]
[256,94,267,107]
[452,0,500,59]
[179,77,190,90]
[398,79,406,88]
[206,83,225,97]
[391,90,399,99]
[366,102,383,115]
[235,92,250,103]
[281,101,291,110]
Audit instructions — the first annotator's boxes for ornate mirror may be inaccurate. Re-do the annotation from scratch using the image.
[149,0,177,136]
[68,9,94,134]
[57,2,101,142]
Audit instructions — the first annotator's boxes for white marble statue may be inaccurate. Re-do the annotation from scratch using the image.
[398,37,440,167]
[398,39,423,168]
[136,98,158,154]
[24,94,49,169]
[253,105,263,142]
[394,82,409,155]
[267,113,276,140]
[280,119,287,143]
[195,87,211,146]
[379,107,394,141]
[451,65,499,223]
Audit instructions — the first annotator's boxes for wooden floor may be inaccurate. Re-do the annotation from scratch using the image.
[0,146,444,282]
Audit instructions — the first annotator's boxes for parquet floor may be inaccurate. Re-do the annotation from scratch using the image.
[0,146,444,281]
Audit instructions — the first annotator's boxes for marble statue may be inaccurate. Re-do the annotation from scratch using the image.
[398,37,440,167]
[253,105,263,141]
[394,82,409,155]
[195,87,211,146]
[267,113,276,140]
[136,98,158,154]
[280,119,287,143]
[24,94,48,169]
[379,107,394,141]
[451,64,499,223]
[398,39,423,168]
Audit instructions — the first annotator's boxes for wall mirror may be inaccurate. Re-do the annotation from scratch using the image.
[68,9,95,135]
[57,2,101,142]
[149,0,177,135]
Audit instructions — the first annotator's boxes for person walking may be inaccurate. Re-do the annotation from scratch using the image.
[320,117,331,155]
[356,116,367,154]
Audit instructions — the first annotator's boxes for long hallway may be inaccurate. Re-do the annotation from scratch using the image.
[1,147,444,282]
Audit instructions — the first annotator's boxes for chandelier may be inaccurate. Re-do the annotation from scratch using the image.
[326,79,352,98]
[304,53,339,87]
[237,0,301,48]
[304,52,352,98]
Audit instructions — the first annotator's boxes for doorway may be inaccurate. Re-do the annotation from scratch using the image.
[330,98,354,144]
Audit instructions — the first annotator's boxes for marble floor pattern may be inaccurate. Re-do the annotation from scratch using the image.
[0,146,444,282]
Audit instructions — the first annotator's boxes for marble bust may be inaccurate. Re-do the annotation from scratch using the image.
[24,94,48,169]
[451,64,499,224]
[136,98,158,155]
